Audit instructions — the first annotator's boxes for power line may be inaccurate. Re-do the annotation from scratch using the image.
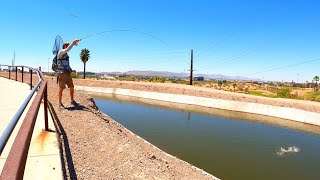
[148,49,189,54]
[196,48,260,71]
[196,32,234,57]
[196,38,283,72]
[240,57,320,76]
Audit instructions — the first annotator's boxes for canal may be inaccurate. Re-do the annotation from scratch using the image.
[92,93,320,180]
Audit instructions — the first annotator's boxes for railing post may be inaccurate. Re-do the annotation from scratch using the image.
[22,67,24,83]
[15,67,18,81]
[44,82,49,131]
[9,66,11,79]
[30,69,33,90]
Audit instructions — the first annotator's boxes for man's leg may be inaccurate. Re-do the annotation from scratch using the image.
[58,87,63,104]
[70,87,74,101]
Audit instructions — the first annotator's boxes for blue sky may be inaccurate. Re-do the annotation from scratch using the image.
[1,0,320,82]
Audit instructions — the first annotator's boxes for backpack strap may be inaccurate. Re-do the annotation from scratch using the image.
[57,53,72,73]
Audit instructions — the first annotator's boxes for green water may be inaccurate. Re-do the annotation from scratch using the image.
[92,93,320,180]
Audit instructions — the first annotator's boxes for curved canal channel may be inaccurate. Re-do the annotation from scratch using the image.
[92,93,320,180]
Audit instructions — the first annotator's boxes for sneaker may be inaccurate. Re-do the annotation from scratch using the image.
[59,103,65,109]
[70,100,78,107]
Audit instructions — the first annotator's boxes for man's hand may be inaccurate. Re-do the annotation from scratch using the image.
[73,39,80,46]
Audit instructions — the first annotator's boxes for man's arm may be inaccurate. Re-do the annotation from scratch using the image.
[57,39,80,59]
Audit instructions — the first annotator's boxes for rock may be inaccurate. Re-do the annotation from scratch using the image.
[150,154,156,160]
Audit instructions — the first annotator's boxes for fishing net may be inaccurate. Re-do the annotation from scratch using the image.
[52,35,63,55]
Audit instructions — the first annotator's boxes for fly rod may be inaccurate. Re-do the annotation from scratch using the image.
[79,29,168,46]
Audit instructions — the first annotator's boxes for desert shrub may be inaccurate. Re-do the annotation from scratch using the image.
[244,87,250,94]
[124,76,134,81]
[268,87,279,94]
[193,81,200,85]
[70,73,79,78]
[305,91,320,102]
[277,88,292,98]
[160,78,165,83]
[149,77,166,83]
[238,84,244,91]
[222,80,229,85]
[47,73,56,77]
[180,80,189,85]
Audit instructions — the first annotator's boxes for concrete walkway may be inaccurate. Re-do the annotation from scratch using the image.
[0,77,62,179]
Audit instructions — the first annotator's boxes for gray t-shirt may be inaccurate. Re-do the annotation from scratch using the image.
[57,42,75,59]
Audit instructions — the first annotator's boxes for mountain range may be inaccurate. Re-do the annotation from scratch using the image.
[97,70,262,81]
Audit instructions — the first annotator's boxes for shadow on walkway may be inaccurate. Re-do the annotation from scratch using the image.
[47,101,77,180]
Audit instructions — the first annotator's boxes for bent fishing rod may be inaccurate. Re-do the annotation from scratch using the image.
[78,29,168,46]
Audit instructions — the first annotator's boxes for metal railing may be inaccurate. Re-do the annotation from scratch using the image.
[0,64,49,179]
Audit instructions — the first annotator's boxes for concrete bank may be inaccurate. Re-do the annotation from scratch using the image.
[76,86,320,126]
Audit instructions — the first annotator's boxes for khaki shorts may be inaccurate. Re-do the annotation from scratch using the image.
[58,72,74,89]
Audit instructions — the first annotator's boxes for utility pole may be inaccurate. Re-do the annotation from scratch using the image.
[189,49,193,85]
[12,50,15,66]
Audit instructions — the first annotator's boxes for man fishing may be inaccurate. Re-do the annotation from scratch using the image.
[52,29,166,109]
[57,39,80,109]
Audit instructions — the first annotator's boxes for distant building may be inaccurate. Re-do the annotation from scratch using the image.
[194,76,204,81]
[101,74,115,79]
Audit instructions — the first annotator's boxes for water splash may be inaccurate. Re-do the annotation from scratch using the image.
[276,146,300,156]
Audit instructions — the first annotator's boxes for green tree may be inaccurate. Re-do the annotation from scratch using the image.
[313,76,319,91]
[80,48,90,79]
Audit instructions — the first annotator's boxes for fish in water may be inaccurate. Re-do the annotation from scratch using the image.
[276,146,300,156]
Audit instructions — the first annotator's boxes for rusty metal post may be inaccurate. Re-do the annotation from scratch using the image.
[15,67,18,81]
[9,66,11,79]
[44,82,49,131]
[30,69,33,90]
[22,67,24,83]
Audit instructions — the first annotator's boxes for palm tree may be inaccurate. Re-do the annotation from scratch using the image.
[313,76,319,91]
[80,48,90,79]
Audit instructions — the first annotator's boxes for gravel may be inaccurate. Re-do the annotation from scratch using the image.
[46,77,218,180]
